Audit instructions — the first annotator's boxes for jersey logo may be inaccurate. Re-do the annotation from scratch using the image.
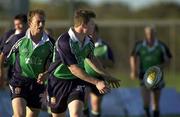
[75,85,85,92]
[50,97,56,105]
[14,87,21,94]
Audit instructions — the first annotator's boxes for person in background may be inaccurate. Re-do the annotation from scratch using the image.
[84,24,114,117]
[0,14,27,87]
[130,25,172,117]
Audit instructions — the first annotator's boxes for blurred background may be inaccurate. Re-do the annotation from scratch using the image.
[0,0,180,117]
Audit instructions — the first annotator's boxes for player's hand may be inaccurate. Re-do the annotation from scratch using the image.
[104,76,121,88]
[96,80,110,94]
[37,72,48,84]
[130,71,138,80]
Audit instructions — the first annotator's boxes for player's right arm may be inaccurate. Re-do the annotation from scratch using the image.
[0,34,23,86]
[129,41,141,80]
[68,64,110,94]
[129,55,138,80]
[0,53,5,87]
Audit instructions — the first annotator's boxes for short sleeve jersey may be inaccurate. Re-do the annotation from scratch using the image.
[48,28,94,79]
[2,29,54,79]
[131,39,172,73]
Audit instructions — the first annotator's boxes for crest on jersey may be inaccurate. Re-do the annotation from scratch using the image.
[15,87,21,94]
[50,97,56,105]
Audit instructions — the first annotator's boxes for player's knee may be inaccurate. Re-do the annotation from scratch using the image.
[13,112,26,117]
[69,111,82,117]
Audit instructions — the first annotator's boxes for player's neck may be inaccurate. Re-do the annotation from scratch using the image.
[30,31,43,44]
[73,27,86,43]
[146,38,155,47]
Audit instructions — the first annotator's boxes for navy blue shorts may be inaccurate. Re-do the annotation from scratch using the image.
[47,75,87,113]
[9,76,45,109]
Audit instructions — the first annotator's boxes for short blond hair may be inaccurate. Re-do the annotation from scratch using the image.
[28,9,46,23]
[74,9,96,27]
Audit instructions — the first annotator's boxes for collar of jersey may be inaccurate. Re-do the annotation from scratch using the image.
[68,27,91,47]
[26,29,50,49]
[143,39,158,51]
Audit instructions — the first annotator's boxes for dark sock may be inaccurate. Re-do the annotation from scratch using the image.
[91,111,101,117]
[153,110,160,117]
[144,107,151,117]
[83,107,89,117]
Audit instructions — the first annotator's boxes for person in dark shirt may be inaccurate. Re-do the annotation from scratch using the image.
[0,14,27,87]
[130,26,172,117]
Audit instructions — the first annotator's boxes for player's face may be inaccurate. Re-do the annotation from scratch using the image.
[14,19,25,32]
[83,18,95,35]
[29,14,45,35]
[144,28,155,42]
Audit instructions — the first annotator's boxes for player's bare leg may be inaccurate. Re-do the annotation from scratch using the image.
[141,86,151,117]
[68,100,84,117]
[152,89,161,117]
[90,93,102,117]
[51,112,66,117]
[26,107,40,117]
[12,97,27,117]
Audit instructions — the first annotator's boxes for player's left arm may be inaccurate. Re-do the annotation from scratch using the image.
[37,38,54,84]
[160,42,172,69]
[87,54,121,88]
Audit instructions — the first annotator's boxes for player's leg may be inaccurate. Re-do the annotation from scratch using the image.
[83,87,90,117]
[26,107,40,117]
[90,92,102,117]
[48,76,77,117]
[151,89,161,117]
[26,80,46,117]
[51,112,66,117]
[141,86,151,117]
[68,99,84,117]
[12,97,27,117]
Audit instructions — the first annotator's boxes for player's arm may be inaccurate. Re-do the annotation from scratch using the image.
[0,35,19,86]
[0,52,5,87]
[129,42,140,80]
[37,38,55,84]
[129,55,138,80]
[159,41,172,69]
[101,43,114,68]
[86,54,121,88]
[68,64,110,94]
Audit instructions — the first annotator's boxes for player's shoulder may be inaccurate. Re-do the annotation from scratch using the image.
[135,40,143,45]
[6,32,26,44]
[133,40,143,49]
[57,32,70,43]
[3,29,15,38]
[157,40,168,47]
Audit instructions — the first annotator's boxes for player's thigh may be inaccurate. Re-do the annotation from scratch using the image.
[152,89,161,107]
[140,86,151,104]
[12,97,27,116]
[26,106,40,117]
[68,99,84,117]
